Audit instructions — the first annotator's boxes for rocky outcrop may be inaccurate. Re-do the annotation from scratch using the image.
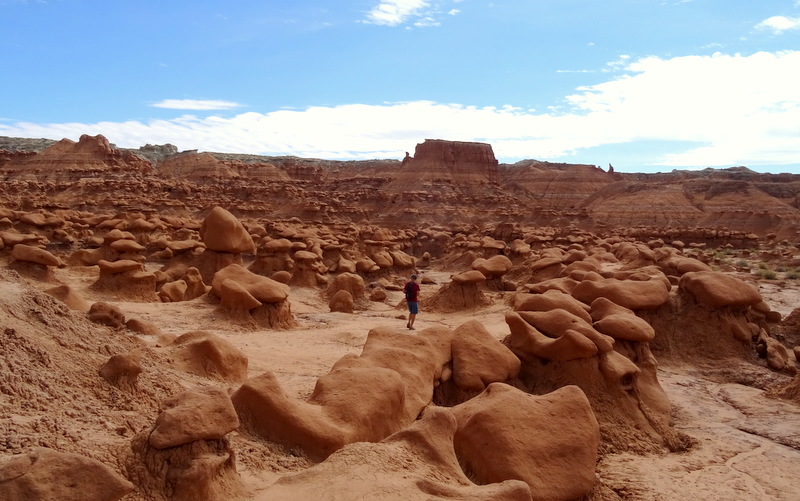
[389,139,500,191]
[1,134,800,238]
[0,134,152,181]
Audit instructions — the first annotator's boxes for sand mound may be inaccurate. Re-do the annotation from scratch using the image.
[0,269,184,481]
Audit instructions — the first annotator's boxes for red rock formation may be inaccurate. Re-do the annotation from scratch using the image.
[0,134,152,181]
[389,139,500,191]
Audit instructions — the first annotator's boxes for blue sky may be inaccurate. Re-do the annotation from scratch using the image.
[1,0,799,173]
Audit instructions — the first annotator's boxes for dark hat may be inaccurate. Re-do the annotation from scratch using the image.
[411,274,418,279]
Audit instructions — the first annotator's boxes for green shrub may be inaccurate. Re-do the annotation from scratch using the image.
[760,270,777,279]
[758,262,768,270]
[785,271,800,280]
[735,259,749,267]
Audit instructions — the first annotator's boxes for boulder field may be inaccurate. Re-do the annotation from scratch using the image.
[0,136,799,500]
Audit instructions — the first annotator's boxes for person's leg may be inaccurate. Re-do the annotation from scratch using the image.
[408,302,418,329]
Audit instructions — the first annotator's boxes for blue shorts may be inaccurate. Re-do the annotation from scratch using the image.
[407,302,419,314]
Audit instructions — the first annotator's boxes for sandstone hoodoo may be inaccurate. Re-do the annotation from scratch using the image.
[1,134,800,500]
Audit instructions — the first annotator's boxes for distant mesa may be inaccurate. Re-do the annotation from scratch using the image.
[1,133,800,238]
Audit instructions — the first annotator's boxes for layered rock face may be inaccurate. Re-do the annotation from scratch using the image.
[159,151,289,181]
[2,135,800,238]
[500,161,616,210]
[392,139,500,189]
[0,134,152,181]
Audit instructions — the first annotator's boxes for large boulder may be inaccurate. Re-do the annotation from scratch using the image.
[451,320,520,392]
[261,407,531,500]
[199,206,256,254]
[149,387,240,449]
[211,264,289,304]
[231,327,441,460]
[572,277,670,310]
[452,383,599,500]
[678,271,762,308]
[0,447,133,501]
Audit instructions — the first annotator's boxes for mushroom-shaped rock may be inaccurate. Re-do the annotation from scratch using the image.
[471,255,513,278]
[93,260,157,301]
[110,238,146,254]
[292,250,327,286]
[326,272,366,301]
[527,256,565,282]
[514,289,592,324]
[212,264,289,304]
[99,352,143,390]
[87,301,126,328]
[679,271,762,308]
[199,206,256,254]
[424,271,492,313]
[590,297,656,342]
[219,279,263,311]
[159,279,188,303]
[11,243,61,266]
[452,270,487,284]
[270,270,292,284]
[0,447,133,501]
[572,277,670,310]
[389,249,416,268]
[329,290,355,313]
[356,257,380,273]
[149,387,240,449]
[172,331,248,382]
[451,320,520,392]
[504,311,598,362]
[519,309,615,353]
[451,383,599,500]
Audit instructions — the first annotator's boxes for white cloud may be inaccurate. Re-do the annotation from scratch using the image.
[755,15,800,34]
[414,16,440,27]
[2,51,799,170]
[448,9,460,16]
[363,0,430,26]
[150,99,243,110]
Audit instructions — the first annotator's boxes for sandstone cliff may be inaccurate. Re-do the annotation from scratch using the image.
[1,135,799,239]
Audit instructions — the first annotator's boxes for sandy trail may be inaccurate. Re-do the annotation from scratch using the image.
[598,366,800,500]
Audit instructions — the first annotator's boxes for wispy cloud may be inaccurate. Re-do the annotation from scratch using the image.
[3,51,799,171]
[150,99,243,111]
[362,0,460,27]
[755,15,800,34]
[363,0,430,26]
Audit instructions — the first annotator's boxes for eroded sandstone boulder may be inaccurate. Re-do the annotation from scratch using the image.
[452,383,599,500]
[262,407,532,500]
[0,447,133,501]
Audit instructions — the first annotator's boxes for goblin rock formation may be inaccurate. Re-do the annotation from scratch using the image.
[3,134,799,238]
[1,133,799,500]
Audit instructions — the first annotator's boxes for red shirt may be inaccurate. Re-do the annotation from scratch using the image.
[404,281,420,302]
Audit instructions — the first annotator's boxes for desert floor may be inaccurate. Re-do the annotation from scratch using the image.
[9,262,800,501]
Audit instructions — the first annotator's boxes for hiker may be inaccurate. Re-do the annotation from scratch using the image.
[403,274,420,330]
